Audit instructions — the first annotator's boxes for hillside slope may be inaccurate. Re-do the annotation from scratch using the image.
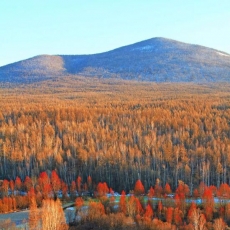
[1,38,230,83]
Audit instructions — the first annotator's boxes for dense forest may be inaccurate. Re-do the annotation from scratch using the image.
[0,81,230,229]
[0,82,230,193]
[0,82,230,192]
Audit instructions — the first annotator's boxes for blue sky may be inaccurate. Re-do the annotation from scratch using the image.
[1,0,230,66]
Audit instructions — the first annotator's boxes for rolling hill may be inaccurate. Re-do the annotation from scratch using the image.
[0,37,230,83]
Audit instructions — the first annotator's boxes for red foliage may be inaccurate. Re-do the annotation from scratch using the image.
[43,183,52,199]
[38,172,50,191]
[119,190,127,215]
[174,208,182,226]
[87,176,92,190]
[97,182,103,197]
[144,203,154,219]
[175,182,189,213]
[157,201,163,216]
[75,197,84,212]
[187,202,196,222]
[24,176,33,192]
[164,183,172,194]
[202,187,214,221]
[36,191,43,207]
[135,198,144,215]
[202,187,213,203]
[50,170,61,193]
[103,182,109,194]
[174,193,181,208]
[148,186,154,198]
[166,207,173,224]
[96,182,109,197]
[193,188,199,198]
[109,187,114,195]
[134,179,145,196]
[219,206,225,218]
[9,180,14,193]
[198,182,207,196]
[176,183,190,197]
[154,183,163,197]
[15,176,22,191]
[39,172,49,183]
[135,213,142,224]
[209,185,217,196]
[204,206,213,221]
[2,179,9,195]
[2,197,9,212]
[218,183,230,198]
[97,202,105,215]
[61,181,68,198]
[28,188,36,201]
[76,176,82,193]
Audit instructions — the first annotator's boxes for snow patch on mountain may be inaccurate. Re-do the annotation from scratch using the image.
[216,52,230,57]
[132,45,154,51]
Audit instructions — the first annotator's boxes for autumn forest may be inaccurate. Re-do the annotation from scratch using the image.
[0,80,230,229]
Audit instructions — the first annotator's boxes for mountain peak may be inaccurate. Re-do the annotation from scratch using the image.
[0,38,230,83]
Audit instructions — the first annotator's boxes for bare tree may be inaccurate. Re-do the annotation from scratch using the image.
[40,199,68,230]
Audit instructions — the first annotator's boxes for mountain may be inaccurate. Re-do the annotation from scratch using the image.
[1,37,230,83]
[0,55,64,83]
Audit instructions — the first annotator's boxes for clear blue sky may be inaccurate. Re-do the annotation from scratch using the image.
[1,0,230,66]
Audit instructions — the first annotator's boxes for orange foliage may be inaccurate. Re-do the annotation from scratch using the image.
[173,208,182,226]
[75,197,84,213]
[187,202,196,223]
[217,183,230,198]
[88,201,105,220]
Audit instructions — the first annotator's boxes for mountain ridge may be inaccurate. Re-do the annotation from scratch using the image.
[1,37,230,83]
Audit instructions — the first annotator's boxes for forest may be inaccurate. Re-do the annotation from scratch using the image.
[0,80,230,229]
[1,172,230,229]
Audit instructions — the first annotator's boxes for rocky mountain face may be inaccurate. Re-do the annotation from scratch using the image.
[1,38,230,83]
